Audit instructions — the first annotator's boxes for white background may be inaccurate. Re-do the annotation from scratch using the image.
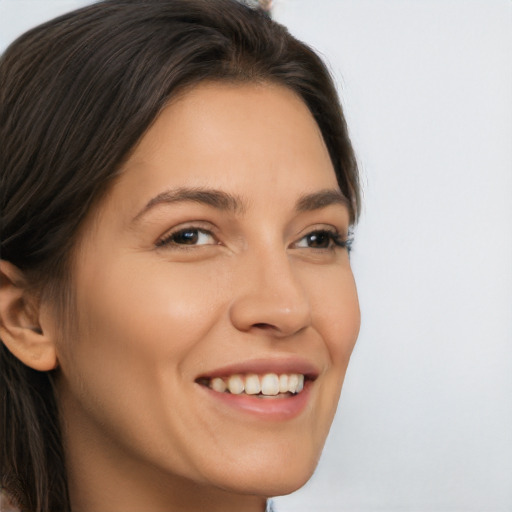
[1,1,511,511]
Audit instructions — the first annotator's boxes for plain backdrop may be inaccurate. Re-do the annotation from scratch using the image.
[1,1,511,511]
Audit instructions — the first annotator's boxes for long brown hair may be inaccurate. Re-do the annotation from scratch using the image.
[0,1,359,510]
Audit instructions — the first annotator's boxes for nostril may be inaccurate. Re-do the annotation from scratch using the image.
[253,323,274,330]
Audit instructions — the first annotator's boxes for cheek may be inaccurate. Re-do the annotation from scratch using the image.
[53,257,241,486]
[73,256,223,354]
[308,264,360,366]
[56,258,224,437]
[285,263,360,458]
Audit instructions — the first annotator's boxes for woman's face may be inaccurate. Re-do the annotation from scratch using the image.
[53,82,360,505]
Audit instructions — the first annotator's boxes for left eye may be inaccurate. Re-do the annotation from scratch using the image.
[156,228,215,247]
[294,230,341,249]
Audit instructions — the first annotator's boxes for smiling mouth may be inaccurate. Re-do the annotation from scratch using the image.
[196,373,311,398]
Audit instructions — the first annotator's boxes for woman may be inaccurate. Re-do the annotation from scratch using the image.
[0,0,360,511]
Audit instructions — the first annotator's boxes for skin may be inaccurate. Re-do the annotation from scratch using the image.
[48,82,360,512]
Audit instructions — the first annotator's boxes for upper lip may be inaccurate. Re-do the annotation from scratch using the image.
[196,357,320,381]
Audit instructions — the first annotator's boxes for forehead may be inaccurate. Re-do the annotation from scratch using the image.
[99,81,340,221]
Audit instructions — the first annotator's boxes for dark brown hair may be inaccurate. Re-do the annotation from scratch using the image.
[0,1,359,510]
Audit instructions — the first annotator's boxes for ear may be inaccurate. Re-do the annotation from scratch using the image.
[0,260,58,371]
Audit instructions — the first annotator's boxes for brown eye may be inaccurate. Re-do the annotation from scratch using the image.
[156,228,216,248]
[172,229,200,245]
[305,231,331,248]
[295,230,335,249]
[294,229,349,251]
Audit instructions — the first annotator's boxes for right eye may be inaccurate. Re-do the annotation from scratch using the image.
[156,227,217,248]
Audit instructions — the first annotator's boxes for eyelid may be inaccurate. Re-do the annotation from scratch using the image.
[292,224,338,241]
[291,225,353,251]
[155,222,218,248]
[153,221,353,251]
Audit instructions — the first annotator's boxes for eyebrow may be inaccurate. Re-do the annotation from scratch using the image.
[132,187,245,223]
[296,189,349,212]
[132,186,348,223]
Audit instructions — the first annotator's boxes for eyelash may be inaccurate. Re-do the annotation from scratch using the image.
[155,227,216,248]
[298,229,354,252]
[156,227,353,252]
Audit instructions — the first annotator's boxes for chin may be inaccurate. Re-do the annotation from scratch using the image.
[217,467,315,498]
[201,441,323,498]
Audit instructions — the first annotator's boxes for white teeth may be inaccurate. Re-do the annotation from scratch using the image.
[288,374,299,393]
[278,374,289,393]
[297,374,304,393]
[210,377,227,393]
[261,373,280,396]
[245,374,261,395]
[227,375,245,395]
[207,372,306,395]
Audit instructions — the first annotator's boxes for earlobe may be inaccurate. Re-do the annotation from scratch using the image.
[0,260,58,371]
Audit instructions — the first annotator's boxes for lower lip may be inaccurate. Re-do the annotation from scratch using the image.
[198,381,313,421]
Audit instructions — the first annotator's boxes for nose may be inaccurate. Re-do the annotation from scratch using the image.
[228,249,312,338]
